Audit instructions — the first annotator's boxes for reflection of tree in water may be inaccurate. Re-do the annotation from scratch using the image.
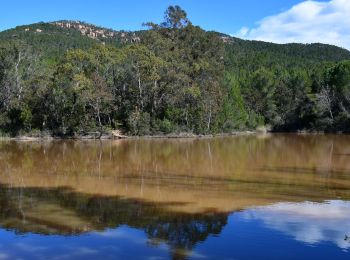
[145,214,226,259]
[0,184,228,260]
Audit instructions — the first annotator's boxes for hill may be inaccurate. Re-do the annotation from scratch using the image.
[1,21,349,64]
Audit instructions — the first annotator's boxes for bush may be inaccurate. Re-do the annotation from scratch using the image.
[334,112,350,132]
[20,106,33,131]
[127,111,151,135]
[157,119,175,134]
[0,130,10,138]
[222,120,235,133]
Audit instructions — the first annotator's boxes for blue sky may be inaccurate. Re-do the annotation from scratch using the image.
[1,0,349,49]
[0,0,303,32]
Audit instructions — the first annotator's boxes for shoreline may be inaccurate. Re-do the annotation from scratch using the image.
[1,130,348,142]
[2,131,258,142]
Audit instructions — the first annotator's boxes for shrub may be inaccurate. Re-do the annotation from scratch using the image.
[158,119,174,134]
[127,111,151,135]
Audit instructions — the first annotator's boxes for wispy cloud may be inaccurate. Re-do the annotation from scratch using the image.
[235,0,350,50]
[0,253,10,260]
[243,200,350,250]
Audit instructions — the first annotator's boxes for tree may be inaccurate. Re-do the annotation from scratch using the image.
[0,43,37,135]
[123,44,164,114]
[49,46,122,135]
[74,73,113,137]
[316,85,334,121]
[219,74,249,131]
[242,68,277,126]
[162,5,190,29]
[328,61,350,115]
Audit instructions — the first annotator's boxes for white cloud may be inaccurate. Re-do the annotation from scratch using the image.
[236,0,350,50]
[243,200,350,250]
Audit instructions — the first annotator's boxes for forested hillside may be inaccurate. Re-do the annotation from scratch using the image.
[1,6,350,137]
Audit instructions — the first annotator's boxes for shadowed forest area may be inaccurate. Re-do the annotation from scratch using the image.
[0,6,350,137]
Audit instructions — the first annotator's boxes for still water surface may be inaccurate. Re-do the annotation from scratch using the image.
[0,134,350,259]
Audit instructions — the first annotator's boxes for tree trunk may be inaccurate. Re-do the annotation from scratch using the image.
[96,100,103,139]
[138,76,143,110]
[15,51,22,100]
[207,105,212,131]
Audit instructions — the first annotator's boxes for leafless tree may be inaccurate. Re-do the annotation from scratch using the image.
[316,85,334,120]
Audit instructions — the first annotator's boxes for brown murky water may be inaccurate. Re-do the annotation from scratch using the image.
[0,134,350,259]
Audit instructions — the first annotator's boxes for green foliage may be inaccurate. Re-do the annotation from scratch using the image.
[127,111,151,135]
[20,105,33,131]
[219,74,249,131]
[0,6,350,136]
[157,119,174,134]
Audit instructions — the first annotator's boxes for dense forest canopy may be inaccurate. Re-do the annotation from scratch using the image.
[0,6,350,137]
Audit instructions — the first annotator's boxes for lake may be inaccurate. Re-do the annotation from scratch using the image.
[0,134,350,259]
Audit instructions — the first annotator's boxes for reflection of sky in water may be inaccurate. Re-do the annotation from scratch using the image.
[0,201,350,259]
[243,200,350,250]
[0,227,171,260]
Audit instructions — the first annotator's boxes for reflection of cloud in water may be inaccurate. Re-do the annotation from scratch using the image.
[0,253,9,260]
[14,242,48,252]
[243,200,350,250]
[51,247,98,260]
[0,244,100,260]
[92,227,148,245]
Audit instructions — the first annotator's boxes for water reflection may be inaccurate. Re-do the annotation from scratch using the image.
[0,134,350,259]
[1,135,350,213]
[0,184,228,259]
[243,200,350,250]
[1,182,349,259]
